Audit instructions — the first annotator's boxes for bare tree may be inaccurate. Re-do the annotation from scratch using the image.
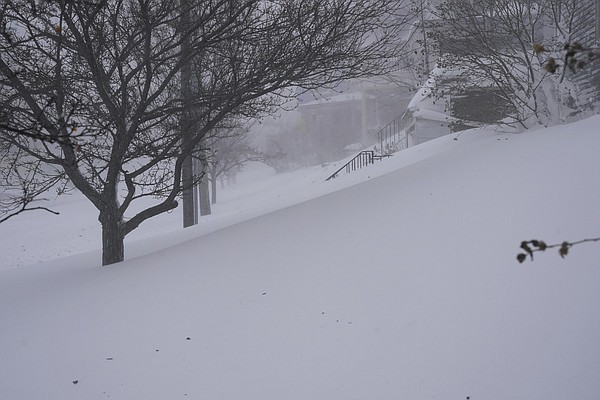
[430,0,585,129]
[204,125,267,205]
[0,1,91,222]
[0,0,413,265]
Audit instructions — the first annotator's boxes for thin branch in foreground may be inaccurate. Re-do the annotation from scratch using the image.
[517,237,600,263]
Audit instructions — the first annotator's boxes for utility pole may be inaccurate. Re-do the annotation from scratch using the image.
[360,82,369,144]
[197,152,212,216]
[419,0,431,73]
[180,1,198,227]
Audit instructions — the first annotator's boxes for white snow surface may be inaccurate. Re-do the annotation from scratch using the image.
[1,117,600,400]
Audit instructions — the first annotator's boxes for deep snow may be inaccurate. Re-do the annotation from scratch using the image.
[1,117,599,400]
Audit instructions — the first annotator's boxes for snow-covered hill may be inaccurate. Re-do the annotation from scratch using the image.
[1,117,599,400]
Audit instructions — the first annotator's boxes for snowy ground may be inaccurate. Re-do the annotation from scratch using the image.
[1,117,599,400]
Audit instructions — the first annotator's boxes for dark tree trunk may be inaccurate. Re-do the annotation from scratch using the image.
[210,176,217,204]
[180,1,197,228]
[199,173,211,216]
[99,211,125,266]
[182,153,196,227]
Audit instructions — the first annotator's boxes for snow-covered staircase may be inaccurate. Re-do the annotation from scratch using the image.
[374,111,414,155]
[325,151,390,181]
[326,111,414,181]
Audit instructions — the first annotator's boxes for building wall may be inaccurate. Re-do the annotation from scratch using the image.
[570,0,600,109]
[298,80,413,161]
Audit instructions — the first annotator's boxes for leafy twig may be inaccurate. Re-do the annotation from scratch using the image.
[534,42,599,81]
[517,237,600,263]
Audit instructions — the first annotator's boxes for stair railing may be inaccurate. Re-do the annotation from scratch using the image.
[325,111,415,181]
[325,150,390,181]
[375,111,414,155]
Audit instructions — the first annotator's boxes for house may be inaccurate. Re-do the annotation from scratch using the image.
[405,0,600,143]
[403,10,516,144]
[297,75,414,161]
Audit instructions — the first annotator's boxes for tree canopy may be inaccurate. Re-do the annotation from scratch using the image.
[0,0,412,265]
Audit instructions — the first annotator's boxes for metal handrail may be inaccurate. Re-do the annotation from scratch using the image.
[375,111,414,155]
[325,150,390,181]
[325,111,415,181]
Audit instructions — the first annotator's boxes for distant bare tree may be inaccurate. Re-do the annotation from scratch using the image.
[0,0,413,265]
[204,126,267,205]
